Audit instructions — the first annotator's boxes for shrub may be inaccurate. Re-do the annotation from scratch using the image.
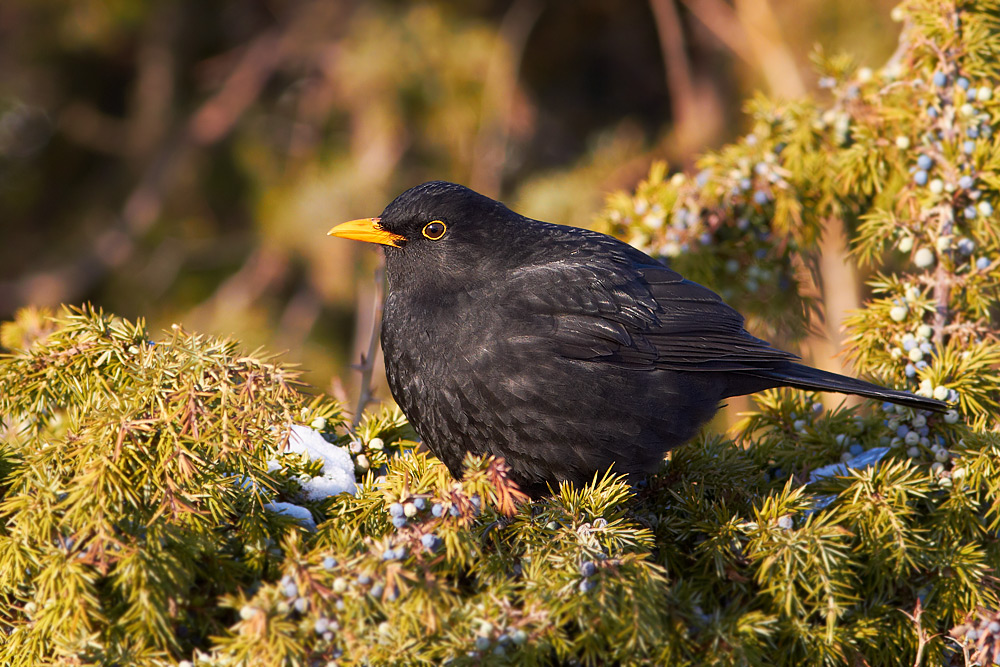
[2,1,1000,664]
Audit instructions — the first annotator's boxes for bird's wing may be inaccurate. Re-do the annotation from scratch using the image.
[507,251,798,372]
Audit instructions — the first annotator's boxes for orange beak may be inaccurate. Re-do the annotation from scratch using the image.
[327,217,406,247]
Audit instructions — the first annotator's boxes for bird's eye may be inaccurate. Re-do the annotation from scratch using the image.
[422,221,447,240]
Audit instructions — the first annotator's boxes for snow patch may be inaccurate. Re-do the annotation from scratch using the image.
[282,425,357,498]
[264,501,317,531]
[808,446,890,483]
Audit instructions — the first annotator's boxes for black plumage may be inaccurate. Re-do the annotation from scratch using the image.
[330,181,947,497]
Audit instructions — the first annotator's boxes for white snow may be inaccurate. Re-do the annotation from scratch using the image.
[226,473,270,497]
[808,446,890,483]
[281,425,357,498]
[804,447,892,515]
[264,501,317,530]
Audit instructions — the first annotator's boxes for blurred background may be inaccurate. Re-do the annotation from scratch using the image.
[0,0,900,413]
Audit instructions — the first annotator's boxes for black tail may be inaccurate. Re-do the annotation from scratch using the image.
[736,362,948,412]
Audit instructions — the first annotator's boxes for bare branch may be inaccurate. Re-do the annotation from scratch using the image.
[353,260,386,427]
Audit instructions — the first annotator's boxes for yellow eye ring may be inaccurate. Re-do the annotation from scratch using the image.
[422,220,447,240]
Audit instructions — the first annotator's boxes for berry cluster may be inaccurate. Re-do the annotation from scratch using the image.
[895,69,997,275]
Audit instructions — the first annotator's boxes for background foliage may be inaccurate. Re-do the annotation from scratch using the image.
[1,0,901,404]
[3,0,1000,665]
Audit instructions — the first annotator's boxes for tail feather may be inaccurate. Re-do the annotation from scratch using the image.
[738,362,948,412]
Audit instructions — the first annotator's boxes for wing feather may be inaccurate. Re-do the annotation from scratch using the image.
[506,244,796,371]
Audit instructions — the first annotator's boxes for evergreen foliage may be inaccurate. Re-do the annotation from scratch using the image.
[2,1,1000,665]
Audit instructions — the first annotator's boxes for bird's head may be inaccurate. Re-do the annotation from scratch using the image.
[328,181,530,290]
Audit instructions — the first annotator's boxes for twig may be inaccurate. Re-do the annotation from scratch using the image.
[353,260,385,427]
[185,248,289,325]
[648,0,698,129]
[732,0,805,97]
[276,284,322,352]
[190,29,284,145]
[932,204,954,346]
[648,0,728,160]
[900,598,932,667]
[678,0,755,65]
[885,19,915,72]
[469,0,543,196]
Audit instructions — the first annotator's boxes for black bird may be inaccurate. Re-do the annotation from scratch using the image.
[330,181,947,497]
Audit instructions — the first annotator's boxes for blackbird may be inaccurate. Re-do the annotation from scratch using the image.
[330,181,947,497]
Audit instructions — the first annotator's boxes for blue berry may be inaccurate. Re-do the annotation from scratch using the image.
[919,341,933,353]
[370,583,384,598]
[449,505,461,517]
[421,533,440,551]
[903,339,917,351]
[882,402,894,413]
[927,106,939,118]
[393,546,406,560]
[753,190,769,205]
[905,364,917,377]
[579,579,596,593]
[580,561,597,577]
[739,178,752,191]
[388,503,404,518]
[849,443,865,456]
[381,548,396,561]
[470,495,481,509]
[322,556,337,570]
[957,76,970,90]
[967,126,979,138]
[977,256,991,270]
[357,574,371,585]
[963,140,976,154]
[914,170,928,186]
[413,498,426,510]
[915,360,929,370]
[431,503,444,517]
[959,175,974,189]
[933,72,947,87]
[964,206,977,219]
[967,88,977,101]
[391,516,407,529]
[896,425,910,438]
[917,154,933,170]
